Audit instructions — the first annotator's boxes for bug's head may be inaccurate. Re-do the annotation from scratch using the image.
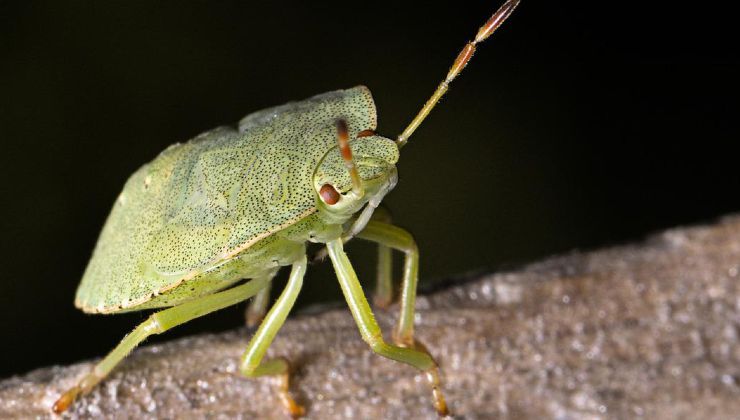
[313,120,399,221]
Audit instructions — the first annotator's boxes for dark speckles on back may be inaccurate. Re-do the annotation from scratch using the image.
[75,86,378,313]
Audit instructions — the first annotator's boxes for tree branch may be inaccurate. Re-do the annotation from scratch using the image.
[2,216,740,418]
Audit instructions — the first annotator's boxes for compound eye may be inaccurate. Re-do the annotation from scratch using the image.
[319,183,340,205]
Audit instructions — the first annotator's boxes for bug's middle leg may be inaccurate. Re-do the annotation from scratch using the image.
[357,220,419,347]
[368,206,394,308]
[240,256,307,418]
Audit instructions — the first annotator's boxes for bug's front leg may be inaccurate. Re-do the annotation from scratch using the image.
[357,220,420,348]
[326,239,448,416]
[240,256,306,418]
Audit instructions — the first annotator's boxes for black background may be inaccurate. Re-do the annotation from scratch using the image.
[1,1,738,378]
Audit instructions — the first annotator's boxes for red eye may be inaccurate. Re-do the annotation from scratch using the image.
[319,184,340,205]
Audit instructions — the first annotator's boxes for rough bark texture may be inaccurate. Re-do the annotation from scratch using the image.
[2,216,739,419]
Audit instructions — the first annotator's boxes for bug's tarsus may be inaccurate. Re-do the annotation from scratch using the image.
[396,0,521,148]
[336,119,364,198]
[278,368,305,418]
[52,386,80,414]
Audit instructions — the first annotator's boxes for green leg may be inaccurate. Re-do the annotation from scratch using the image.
[326,239,448,416]
[357,221,419,347]
[240,256,307,417]
[367,206,393,308]
[245,271,276,328]
[312,207,395,307]
[374,240,393,308]
[53,277,271,414]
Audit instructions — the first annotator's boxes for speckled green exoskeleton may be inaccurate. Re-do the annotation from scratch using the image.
[53,1,520,417]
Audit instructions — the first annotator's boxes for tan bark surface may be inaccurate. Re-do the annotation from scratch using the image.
[2,216,739,419]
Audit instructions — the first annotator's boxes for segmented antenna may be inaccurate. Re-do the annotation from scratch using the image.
[336,119,364,198]
[396,0,520,148]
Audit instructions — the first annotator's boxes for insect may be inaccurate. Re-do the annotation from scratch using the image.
[53,0,520,416]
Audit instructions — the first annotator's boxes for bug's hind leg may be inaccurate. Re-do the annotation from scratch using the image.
[368,206,394,308]
[374,239,393,308]
[357,220,420,348]
[52,277,271,414]
[240,256,307,418]
[326,239,448,416]
[245,269,277,328]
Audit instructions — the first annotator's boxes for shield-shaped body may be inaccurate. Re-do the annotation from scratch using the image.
[76,87,377,313]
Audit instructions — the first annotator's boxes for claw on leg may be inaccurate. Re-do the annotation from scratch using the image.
[391,335,449,417]
[241,357,305,418]
[277,367,305,418]
[426,367,449,417]
[52,371,101,414]
[52,385,80,414]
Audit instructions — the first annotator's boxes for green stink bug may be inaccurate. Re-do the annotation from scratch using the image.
[53,0,520,416]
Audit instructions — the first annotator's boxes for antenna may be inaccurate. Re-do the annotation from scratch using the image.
[336,119,364,198]
[396,0,520,148]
